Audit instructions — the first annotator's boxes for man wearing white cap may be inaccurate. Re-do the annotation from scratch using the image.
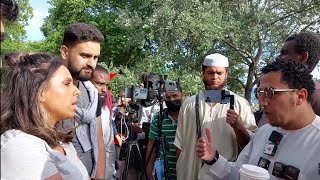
[174,53,257,180]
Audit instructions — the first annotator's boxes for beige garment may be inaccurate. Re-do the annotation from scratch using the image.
[174,91,257,180]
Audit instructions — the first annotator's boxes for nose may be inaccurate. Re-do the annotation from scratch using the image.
[212,73,218,79]
[101,85,107,94]
[258,94,269,108]
[73,85,80,96]
[87,58,96,70]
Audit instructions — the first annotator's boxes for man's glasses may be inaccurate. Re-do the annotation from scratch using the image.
[254,86,297,100]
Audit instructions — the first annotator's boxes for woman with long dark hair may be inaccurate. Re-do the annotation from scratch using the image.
[1,53,89,179]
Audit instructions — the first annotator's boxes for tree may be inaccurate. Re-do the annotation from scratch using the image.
[39,0,320,102]
[115,0,320,103]
[216,0,320,102]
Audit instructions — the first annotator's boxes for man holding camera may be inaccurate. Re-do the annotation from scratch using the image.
[197,60,320,180]
[174,53,257,180]
[146,85,184,179]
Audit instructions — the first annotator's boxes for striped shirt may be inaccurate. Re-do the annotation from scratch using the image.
[149,110,178,179]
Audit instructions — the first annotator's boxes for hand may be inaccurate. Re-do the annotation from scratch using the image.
[196,128,216,162]
[115,135,122,147]
[132,123,143,133]
[226,109,241,129]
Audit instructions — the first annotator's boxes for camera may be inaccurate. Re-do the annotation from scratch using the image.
[124,86,148,100]
[124,73,180,102]
[203,89,235,109]
[144,74,180,92]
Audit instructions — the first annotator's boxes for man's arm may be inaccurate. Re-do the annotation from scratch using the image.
[226,109,250,149]
[95,116,106,179]
[175,147,181,160]
[146,139,157,179]
[197,128,252,180]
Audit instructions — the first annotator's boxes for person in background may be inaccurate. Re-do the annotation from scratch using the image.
[276,31,320,116]
[0,0,19,42]
[91,64,117,180]
[174,53,257,180]
[1,53,89,179]
[146,86,184,180]
[59,22,106,179]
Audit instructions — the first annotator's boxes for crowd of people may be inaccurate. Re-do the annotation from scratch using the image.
[1,0,320,180]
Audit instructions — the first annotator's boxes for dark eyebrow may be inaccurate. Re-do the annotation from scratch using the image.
[80,53,99,58]
[80,53,91,56]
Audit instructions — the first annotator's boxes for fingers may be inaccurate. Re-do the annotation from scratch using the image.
[196,138,207,158]
[205,128,213,144]
[226,109,238,119]
[226,109,240,127]
[196,138,207,151]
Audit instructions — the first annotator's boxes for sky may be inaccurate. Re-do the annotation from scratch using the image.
[25,0,50,42]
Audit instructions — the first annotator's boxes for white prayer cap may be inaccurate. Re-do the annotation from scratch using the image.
[203,53,229,67]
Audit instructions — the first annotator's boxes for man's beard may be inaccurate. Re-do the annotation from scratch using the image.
[203,78,227,90]
[67,60,93,81]
[99,95,106,104]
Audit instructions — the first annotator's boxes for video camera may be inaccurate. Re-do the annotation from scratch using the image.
[203,89,235,109]
[124,73,180,102]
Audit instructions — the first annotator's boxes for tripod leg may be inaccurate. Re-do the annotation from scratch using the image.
[122,143,132,180]
[135,144,148,180]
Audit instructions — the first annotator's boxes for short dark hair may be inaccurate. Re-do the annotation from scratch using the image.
[1,0,19,22]
[62,23,104,47]
[285,31,320,71]
[94,64,109,75]
[261,60,315,102]
[1,53,73,147]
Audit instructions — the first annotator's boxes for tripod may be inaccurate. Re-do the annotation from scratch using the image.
[121,112,148,180]
[144,93,171,180]
[122,140,148,180]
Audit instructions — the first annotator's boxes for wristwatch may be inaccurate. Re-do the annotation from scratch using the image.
[204,150,219,165]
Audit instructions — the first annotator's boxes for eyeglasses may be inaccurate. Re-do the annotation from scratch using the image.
[254,86,297,100]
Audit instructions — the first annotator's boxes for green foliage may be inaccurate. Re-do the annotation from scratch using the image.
[4,0,319,103]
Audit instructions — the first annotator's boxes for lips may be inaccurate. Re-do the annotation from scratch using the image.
[263,110,271,115]
[72,101,77,106]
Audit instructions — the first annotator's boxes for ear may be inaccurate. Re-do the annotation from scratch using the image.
[300,52,309,64]
[296,88,308,106]
[60,45,69,61]
[39,92,46,103]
